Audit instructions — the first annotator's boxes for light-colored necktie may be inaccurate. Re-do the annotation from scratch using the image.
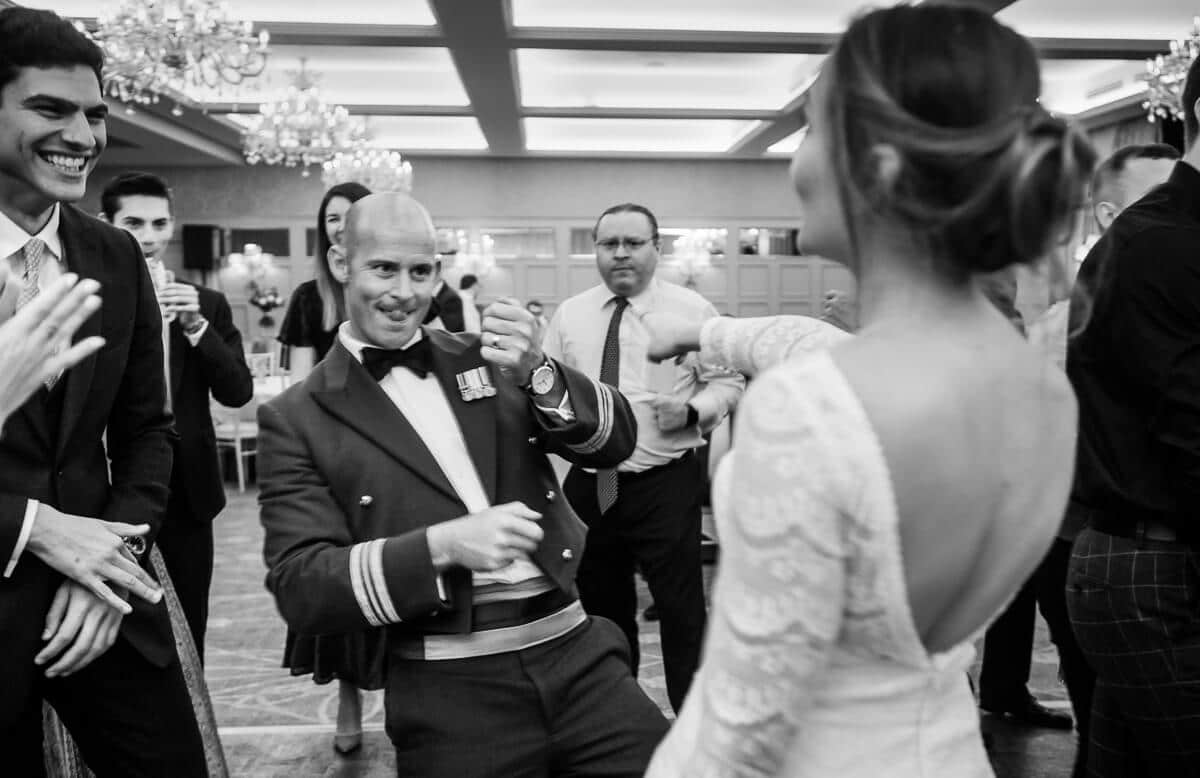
[17,239,60,389]
[16,238,46,310]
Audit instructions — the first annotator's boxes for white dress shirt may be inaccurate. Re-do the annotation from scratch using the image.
[543,278,745,472]
[1,205,66,578]
[337,324,547,591]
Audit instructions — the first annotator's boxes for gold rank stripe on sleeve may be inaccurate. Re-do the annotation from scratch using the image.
[349,539,400,626]
[567,378,615,455]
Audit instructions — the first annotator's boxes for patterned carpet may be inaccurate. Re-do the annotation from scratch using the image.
[205,488,1075,777]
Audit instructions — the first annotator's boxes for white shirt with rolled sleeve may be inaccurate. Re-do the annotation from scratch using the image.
[542,278,745,473]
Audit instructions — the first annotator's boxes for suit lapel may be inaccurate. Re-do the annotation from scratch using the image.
[429,331,498,503]
[312,343,461,504]
[55,207,103,457]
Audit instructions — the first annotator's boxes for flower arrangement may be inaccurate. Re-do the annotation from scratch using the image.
[248,282,284,327]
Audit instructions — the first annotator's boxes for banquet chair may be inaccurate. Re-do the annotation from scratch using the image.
[212,401,258,493]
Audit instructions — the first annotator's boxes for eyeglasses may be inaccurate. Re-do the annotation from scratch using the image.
[594,236,656,252]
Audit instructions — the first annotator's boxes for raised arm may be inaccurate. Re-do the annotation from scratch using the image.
[646,362,849,777]
[643,312,852,379]
[699,315,854,378]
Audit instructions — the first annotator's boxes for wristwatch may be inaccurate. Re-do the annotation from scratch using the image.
[526,358,557,396]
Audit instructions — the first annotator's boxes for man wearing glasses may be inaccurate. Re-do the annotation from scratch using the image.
[542,203,744,712]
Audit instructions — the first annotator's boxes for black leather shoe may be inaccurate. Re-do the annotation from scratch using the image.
[981,696,1073,730]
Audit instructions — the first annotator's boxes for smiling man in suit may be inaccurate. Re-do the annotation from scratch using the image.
[100,171,253,661]
[0,7,206,775]
[258,192,668,776]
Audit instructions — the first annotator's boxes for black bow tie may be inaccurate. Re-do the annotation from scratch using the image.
[361,339,433,381]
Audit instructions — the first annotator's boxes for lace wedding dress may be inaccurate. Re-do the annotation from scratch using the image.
[646,317,993,777]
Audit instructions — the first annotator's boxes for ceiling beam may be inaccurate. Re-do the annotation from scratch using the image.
[728,97,806,156]
[1034,38,1163,59]
[254,22,443,47]
[934,0,1019,12]
[207,103,474,117]
[428,0,524,154]
[524,106,781,121]
[510,28,836,54]
[106,107,244,166]
[205,103,780,121]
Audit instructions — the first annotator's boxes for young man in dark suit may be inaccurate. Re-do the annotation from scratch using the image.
[0,7,206,775]
[259,192,668,776]
[101,171,253,661]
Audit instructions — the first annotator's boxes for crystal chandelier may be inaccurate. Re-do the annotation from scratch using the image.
[322,146,415,193]
[241,60,365,172]
[84,0,269,108]
[1144,17,1200,122]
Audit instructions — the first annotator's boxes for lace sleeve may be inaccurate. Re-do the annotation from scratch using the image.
[648,361,850,778]
[699,315,854,377]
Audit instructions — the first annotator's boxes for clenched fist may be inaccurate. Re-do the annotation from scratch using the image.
[426,502,544,572]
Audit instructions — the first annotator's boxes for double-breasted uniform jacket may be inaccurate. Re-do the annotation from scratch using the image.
[0,206,176,679]
[257,327,636,638]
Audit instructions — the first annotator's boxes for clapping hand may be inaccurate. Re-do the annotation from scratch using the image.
[0,272,105,428]
[25,503,163,613]
[480,298,544,380]
[650,394,692,432]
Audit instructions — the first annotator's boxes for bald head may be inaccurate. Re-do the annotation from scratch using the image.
[344,192,437,263]
[339,192,442,350]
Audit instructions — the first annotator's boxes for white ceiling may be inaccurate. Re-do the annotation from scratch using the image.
[510,0,861,33]
[516,50,821,111]
[20,0,1195,162]
[998,0,1199,40]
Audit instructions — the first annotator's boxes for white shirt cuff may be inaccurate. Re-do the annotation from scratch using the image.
[3,498,39,578]
[534,389,576,424]
[184,320,209,346]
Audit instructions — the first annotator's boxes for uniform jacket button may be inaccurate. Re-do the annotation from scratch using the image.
[359,495,373,507]
[561,549,573,561]
[527,436,538,445]
[545,489,557,502]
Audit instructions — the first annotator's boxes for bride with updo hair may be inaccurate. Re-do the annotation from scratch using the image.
[644,4,1094,776]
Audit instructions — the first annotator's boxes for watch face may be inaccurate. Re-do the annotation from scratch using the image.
[531,364,555,394]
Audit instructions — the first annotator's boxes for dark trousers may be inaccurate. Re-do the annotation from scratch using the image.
[155,500,215,663]
[564,453,707,712]
[384,616,668,777]
[1067,527,1200,778]
[981,538,1095,774]
[4,637,207,777]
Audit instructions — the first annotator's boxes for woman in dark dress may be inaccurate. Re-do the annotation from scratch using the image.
[278,182,371,375]
[276,181,377,754]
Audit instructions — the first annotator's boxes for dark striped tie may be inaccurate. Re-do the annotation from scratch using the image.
[596,297,628,514]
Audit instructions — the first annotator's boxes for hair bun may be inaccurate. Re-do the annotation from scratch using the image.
[828,5,1097,279]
